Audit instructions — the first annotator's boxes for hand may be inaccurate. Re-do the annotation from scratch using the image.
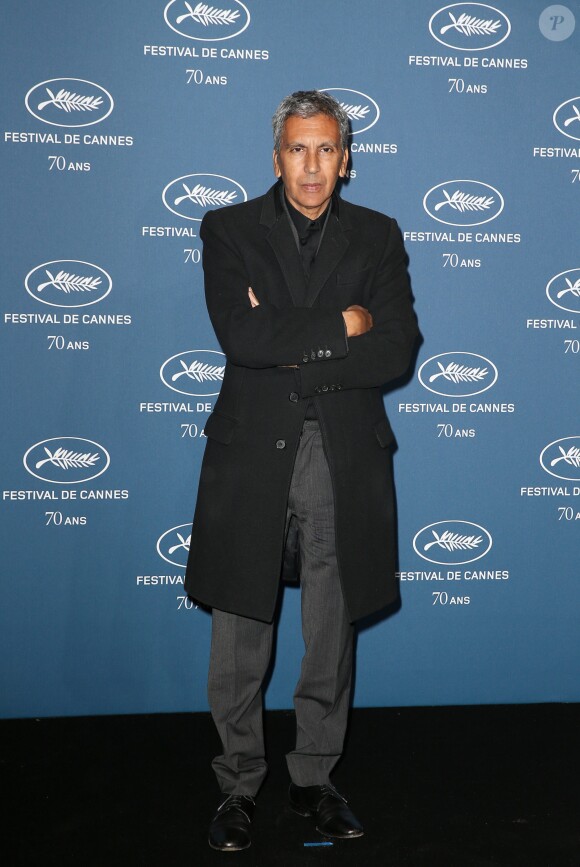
[342,305,373,337]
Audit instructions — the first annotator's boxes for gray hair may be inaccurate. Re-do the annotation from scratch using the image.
[272,90,349,154]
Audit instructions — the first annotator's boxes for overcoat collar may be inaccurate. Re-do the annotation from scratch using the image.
[259,181,351,307]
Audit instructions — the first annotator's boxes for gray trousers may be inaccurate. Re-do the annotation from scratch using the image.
[207,421,354,796]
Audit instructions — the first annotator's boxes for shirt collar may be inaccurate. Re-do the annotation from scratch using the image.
[283,190,332,238]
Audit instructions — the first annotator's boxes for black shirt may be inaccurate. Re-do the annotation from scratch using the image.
[284,194,331,290]
[283,193,332,420]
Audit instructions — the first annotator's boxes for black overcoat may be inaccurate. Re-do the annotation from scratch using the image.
[184,182,418,622]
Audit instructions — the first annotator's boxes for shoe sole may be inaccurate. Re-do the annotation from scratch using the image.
[208,840,251,852]
[289,802,365,839]
[315,826,364,839]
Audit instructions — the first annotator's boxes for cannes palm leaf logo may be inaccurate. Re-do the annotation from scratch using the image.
[434,189,494,213]
[168,532,191,554]
[35,447,99,471]
[176,2,239,26]
[564,105,580,127]
[424,530,483,552]
[550,446,580,469]
[37,88,103,113]
[171,359,225,383]
[557,278,580,299]
[428,362,488,384]
[35,269,101,295]
[440,12,501,36]
[174,183,237,207]
[339,103,370,121]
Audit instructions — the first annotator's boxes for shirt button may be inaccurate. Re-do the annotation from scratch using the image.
[289,392,299,402]
[325,349,332,357]
[317,349,324,358]
[276,439,286,449]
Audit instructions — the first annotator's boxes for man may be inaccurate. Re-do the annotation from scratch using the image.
[185,90,418,851]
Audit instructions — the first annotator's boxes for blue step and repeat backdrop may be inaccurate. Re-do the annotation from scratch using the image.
[1,1,579,718]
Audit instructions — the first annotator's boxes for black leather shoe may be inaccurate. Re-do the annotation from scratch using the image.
[288,783,364,838]
[208,794,255,852]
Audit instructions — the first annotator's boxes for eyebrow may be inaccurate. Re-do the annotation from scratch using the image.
[284,139,340,148]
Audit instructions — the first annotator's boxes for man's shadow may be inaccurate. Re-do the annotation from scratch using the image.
[262,142,423,747]
[200,133,423,765]
[259,333,422,772]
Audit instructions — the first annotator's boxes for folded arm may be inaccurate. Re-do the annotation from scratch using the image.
[296,219,418,397]
[201,210,349,368]
[201,208,417,389]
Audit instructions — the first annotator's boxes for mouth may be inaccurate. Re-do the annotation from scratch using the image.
[301,183,323,193]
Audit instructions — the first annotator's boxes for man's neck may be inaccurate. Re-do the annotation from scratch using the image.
[284,191,331,232]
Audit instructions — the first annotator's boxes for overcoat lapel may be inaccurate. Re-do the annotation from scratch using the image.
[265,216,307,307]
[259,182,350,308]
[304,212,349,307]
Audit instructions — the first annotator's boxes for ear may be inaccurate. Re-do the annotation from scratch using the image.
[273,149,281,178]
[339,148,349,178]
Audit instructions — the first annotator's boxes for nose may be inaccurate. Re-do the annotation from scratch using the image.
[305,148,320,175]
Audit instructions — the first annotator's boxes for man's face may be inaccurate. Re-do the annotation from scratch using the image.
[273,113,348,219]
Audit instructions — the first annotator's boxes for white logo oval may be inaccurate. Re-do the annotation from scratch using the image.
[540,437,580,481]
[423,179,504,226]
[25,78,114,128]
[429,3,511,50]
[23,437,110,484]
[553,96,580,142]
[157,523,192,568]
[546,268,580,314]
[164,0,250,41]
[25,260,112,308]
[413,520,492,565]
[418,352,498,397]
[162,173,247,222]
[320,88,380,136]
[160,350,225,396]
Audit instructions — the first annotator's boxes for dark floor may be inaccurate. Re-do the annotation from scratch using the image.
[2,704,579,866]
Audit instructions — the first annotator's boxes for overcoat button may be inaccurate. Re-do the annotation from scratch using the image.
[325,349,332,357]
[289,392,299,402]
[302,356,309,363]
[276,439,286,449]
[322,385,329,392]
[317,349,324,357]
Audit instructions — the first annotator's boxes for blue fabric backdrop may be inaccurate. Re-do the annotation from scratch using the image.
[1,0,579,718]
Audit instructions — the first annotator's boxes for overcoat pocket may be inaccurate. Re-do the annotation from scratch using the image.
[203,410,238,445]
[374,417,395,448]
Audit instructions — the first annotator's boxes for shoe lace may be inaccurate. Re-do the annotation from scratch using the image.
[319,783,347,804]
[217,794,255,817]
